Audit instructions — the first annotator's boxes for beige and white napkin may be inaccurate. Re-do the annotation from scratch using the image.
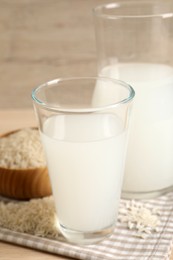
[0,192,173,260]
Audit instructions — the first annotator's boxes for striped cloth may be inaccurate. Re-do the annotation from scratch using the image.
[0,192,173,260]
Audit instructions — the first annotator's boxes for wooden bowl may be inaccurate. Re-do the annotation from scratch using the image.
[0,129,52,200]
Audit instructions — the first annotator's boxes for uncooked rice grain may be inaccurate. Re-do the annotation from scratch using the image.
[0,196,60,239]
[0,197,161,241]
[0,128,46,169]
[118,200,160,239]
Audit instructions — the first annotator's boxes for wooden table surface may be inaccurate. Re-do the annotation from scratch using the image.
[0,109,173,260]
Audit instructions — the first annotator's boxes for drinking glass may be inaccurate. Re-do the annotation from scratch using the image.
[94,1,173,199]
[32,77,134,245]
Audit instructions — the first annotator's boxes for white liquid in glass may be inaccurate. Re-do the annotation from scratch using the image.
[41,114,127,232]
[100,63,173,192]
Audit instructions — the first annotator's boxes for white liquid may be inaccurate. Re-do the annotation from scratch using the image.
[99,63,173,193]
[41,114,127,232]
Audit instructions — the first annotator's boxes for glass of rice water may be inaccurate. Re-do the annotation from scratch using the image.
[32,77,135,245]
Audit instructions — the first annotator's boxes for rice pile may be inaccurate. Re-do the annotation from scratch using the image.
[0,196,60,239]
[0,128,46,169]
[118,200,160,239]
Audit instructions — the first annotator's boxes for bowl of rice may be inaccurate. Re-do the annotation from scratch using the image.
[0,128,52,200]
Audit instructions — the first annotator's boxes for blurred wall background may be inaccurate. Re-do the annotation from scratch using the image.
[0,0,116,109]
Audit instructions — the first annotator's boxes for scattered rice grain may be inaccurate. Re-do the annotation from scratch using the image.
[0,196,60,239]
[118,200,160,239]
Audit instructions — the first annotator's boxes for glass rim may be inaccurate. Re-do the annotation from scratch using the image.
[93,1,173,19]
[32,77,135,114]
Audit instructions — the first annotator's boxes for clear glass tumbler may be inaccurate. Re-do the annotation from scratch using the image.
[32,77,134,245]
[94,1,173,199]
